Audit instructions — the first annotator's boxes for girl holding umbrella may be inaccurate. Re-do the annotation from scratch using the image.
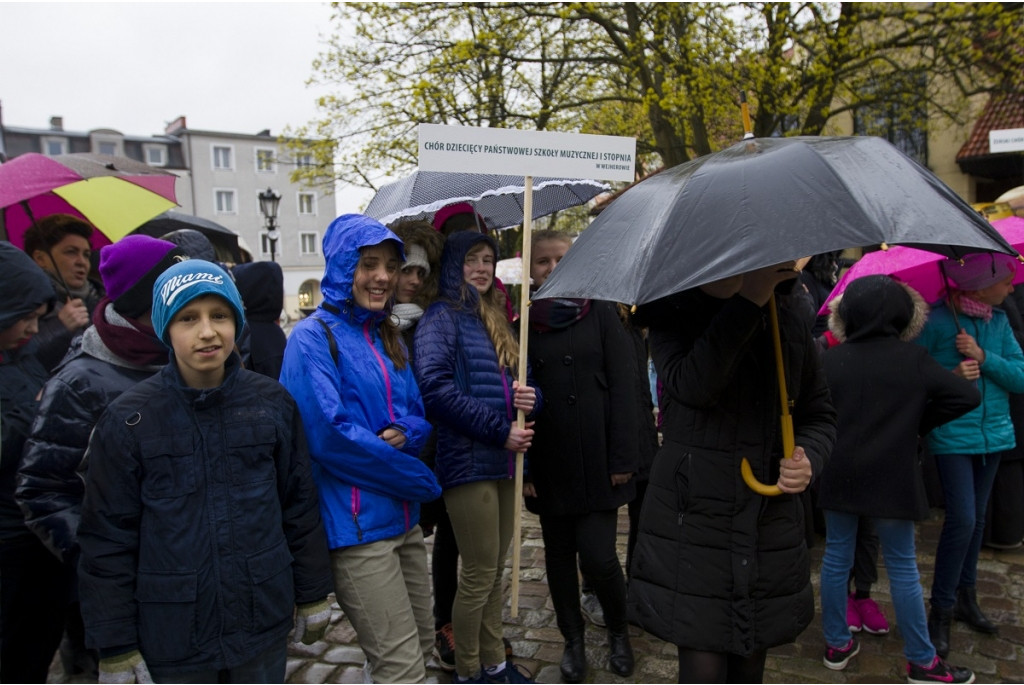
[628,263,836,683]
[916,253,1024,657]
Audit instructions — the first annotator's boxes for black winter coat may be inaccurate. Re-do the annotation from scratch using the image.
[523,301,638,517]
[0,242,55,542]
[33,276,103,372]
[233,262,286,380]
[997,290,1024,462]
[819,277,981,519]
[625,321,659,482]
[78,356,333,671]
[628,288,836,655]
[16,341,157,563]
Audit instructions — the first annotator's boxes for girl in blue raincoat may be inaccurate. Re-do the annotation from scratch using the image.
[280,214,442,684]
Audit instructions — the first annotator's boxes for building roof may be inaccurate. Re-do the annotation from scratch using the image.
[2,125,179,145]
[957,92,1024,160]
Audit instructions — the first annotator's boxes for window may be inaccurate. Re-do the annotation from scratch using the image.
[212,145,234,170]
[214,189,236,214]
[144,144,166,166]
[298,279,321,310]
[297,192,316,215]
[260,231,282,258]
[299,232,319,256]
[255,148,276,173]
[297,153,313,168]
[43,137,67,156]
[99,142,116,156]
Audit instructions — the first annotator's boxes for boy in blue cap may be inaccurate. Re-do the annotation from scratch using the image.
[78,260,334,684]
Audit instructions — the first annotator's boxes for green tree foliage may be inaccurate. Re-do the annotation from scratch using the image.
[287,2,1023,191]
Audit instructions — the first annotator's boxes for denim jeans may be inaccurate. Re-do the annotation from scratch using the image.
[931,452,1003,610]
[820,511,935,666]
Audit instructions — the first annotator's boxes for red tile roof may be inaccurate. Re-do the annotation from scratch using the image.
[957,92,1024,159]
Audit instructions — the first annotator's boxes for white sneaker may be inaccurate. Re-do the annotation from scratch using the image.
[580,592,606,628]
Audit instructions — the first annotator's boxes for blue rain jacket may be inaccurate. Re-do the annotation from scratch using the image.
[280,214,440,549]
[916,302,1024,455]
[413,231,542,490]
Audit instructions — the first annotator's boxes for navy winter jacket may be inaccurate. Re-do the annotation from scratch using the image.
[0,242,55,542]
[414,231,542,491]
[280,214,440,550]
[77,355,333,671]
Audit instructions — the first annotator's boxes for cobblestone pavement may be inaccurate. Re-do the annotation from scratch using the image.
[48,508,1024,684]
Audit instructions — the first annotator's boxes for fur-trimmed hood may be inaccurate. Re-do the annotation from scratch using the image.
[828,275,929,343]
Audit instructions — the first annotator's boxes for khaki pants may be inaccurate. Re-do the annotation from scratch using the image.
[330,527,433,684]
[444,479,515,678]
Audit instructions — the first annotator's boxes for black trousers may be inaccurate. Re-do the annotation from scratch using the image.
[850,517,879,593]
[985,459,1024,546]
[678,647,767,684]
[0,534,72,684]
[431,507,460,630]
[540,509,627,639]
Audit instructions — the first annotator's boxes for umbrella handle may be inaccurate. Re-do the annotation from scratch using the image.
[740,292,794,497]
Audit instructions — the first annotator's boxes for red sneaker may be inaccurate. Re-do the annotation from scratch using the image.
[853,596,890,635]
[847,594,863,633]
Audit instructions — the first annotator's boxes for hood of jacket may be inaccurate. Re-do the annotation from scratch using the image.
[320,214,405,321]
[0,241,56,333]
[828,275,928,343]
[232,261,284,322]
[438,231,499,306]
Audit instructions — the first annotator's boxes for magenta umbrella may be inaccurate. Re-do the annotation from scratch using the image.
[0,152,178,250]
[820,216,1024,313]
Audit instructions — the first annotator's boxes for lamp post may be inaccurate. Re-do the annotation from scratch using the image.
[258,187,282,262]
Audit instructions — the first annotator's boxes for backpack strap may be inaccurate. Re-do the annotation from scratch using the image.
[314,316,339,367]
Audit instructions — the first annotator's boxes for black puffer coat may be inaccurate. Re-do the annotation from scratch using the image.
[523,300,638,517]
[78,355,333,671]
[819,276,980,520]
[625,317,659,482]
[33,276,103,372]
[628,288,836,655]
[16,339,158,563]
[232,261,286,380]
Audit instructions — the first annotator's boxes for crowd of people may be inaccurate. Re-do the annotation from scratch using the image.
[1,206,1022,685]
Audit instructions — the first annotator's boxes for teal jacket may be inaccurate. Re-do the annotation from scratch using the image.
[916,302,1024,455]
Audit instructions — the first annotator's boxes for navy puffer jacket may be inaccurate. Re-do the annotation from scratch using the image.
[414,231,542,490]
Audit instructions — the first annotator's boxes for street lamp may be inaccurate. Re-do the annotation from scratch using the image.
[258,187,282,262]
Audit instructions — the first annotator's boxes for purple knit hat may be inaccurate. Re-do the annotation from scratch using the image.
[99,235,188,318]
[943,252,1018,292]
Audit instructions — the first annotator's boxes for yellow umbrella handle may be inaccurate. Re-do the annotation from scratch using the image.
[740,292,794,497]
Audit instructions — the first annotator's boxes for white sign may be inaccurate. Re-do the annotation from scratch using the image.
[989,128,1024,154]
[418,124,636,182]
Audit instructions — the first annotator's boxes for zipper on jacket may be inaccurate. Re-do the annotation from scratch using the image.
[500,368,514,478]
[352,486,363,542]
[363,320,396,422]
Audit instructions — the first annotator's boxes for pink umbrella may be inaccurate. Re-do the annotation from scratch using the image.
[0,152,178,250]
[819,216,1024,314]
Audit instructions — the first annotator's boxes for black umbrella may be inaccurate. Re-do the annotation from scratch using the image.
[133,210,242,263]
[535,135,1017,306]
[536,134,1019,497]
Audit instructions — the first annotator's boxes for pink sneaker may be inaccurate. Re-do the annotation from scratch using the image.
[853,596,890,635]
[847,594,863,633]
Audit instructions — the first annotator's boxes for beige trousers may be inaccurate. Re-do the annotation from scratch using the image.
[330,526,433,684]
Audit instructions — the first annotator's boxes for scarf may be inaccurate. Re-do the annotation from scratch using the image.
[530,297,591,333]
[82,298,167,370]
[46,268,94,302]
[958,295,993,322]
[390,303,425,332]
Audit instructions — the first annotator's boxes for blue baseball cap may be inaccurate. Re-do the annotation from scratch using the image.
[151,260,246,346]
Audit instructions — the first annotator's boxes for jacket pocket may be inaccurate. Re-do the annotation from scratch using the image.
[135,571,197,662]
[246,538,295,633]
[226,424,278,485]
[139,434,196,499]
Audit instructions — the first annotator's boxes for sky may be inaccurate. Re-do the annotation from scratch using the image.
[0,1,374,211]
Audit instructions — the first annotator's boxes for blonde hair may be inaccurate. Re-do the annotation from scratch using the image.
[531,229,573,249]
[464,242,519,375]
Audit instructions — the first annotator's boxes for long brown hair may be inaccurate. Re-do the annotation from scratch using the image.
[465,242,519,375]
[391,220,444,308]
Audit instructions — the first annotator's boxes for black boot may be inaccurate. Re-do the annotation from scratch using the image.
[608,627,635,677]
[559,637,586,684]
[928,604,952,658]
[954,586,999,634]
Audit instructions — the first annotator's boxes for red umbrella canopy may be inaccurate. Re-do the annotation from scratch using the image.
[0,153,178,249]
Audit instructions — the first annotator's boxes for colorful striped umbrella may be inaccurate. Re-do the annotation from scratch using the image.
[0,152,178,249]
